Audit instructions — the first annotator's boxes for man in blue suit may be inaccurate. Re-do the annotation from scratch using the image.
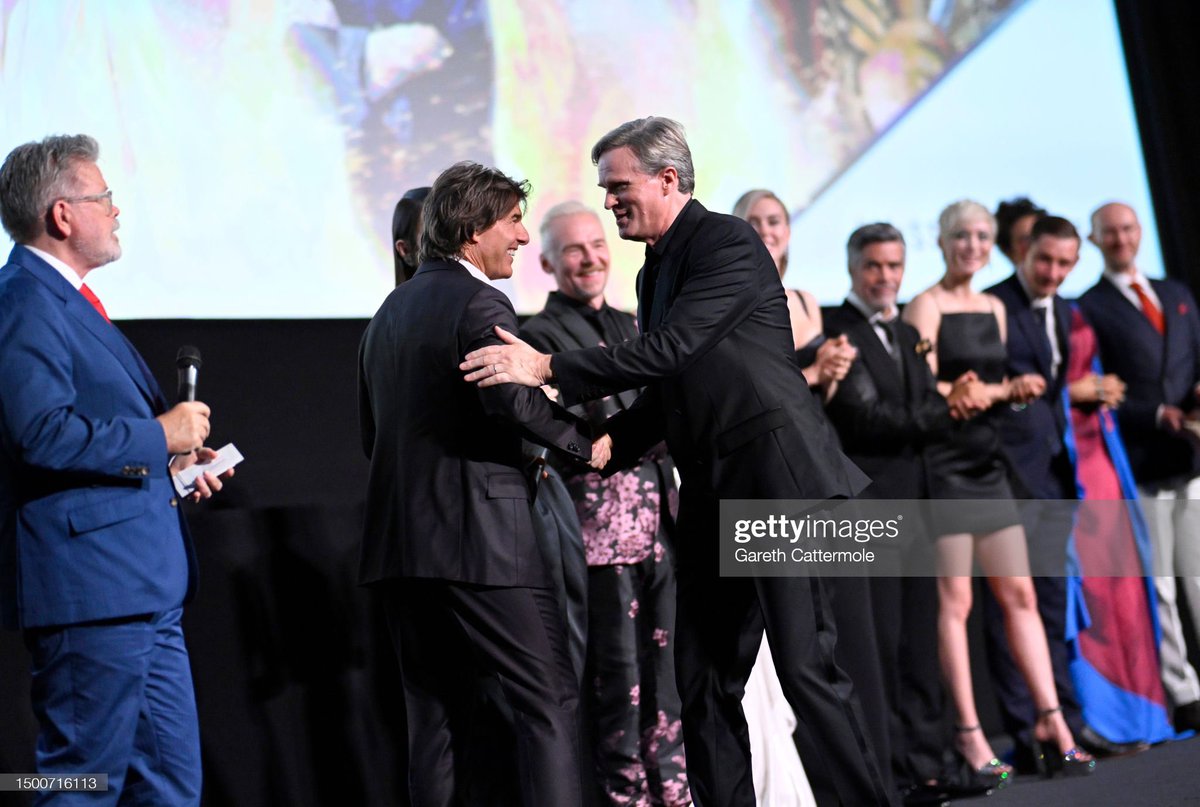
[1080,202,1200,734]
[0,135,229,804]
[986,216,1098,765]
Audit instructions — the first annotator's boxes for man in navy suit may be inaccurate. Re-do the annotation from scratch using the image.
[0,135,230,804]
[1080,202,1200,733]
[985,215,1101,764]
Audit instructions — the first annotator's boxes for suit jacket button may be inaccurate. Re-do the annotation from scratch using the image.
[140,468,149,476]
[169,497,179,508]
[567,441,580,453]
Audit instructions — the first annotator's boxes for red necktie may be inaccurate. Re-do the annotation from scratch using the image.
[80,283,111,323]
[1130,281,1164,335]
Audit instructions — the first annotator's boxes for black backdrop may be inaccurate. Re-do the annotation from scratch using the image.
[3,2,1199,804]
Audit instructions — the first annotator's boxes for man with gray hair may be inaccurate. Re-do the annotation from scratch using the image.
[0,134,229,804]
[462,118,890,806]
[521,200,689,805]
[824,223,975,803]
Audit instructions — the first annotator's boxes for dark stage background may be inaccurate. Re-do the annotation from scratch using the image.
[3,3,1200,805]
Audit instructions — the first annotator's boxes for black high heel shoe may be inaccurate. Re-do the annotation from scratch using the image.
[954,724,1013,787]
[1032,707,1097,778]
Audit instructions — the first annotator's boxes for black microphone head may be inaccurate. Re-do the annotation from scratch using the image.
[176,345,202,370]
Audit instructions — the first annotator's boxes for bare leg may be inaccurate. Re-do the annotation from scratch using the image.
[976,527,1092,765]
[936,534,1010,774]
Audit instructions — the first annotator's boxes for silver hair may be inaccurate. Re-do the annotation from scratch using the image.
[539,200,602,263]
[847,222,906,269]
[0,134,99,243]
[590,117,696,194]
[937,199,996,244]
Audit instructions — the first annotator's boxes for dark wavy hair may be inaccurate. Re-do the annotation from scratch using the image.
[994,196,1046,260]
[419,162,530,264]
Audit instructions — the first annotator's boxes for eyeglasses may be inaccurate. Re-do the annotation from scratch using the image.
[60,189,114,215]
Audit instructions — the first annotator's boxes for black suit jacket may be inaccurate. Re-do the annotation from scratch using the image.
[357,260,591,587]
[1079,274,1200,483]
[521,292,640,425]
[986,274,1076,499]
[823,302,950,501]
[551,199,866,502]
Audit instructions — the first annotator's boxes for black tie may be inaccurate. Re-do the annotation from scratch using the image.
[1032,305,1056,378]
[878,318,905,379]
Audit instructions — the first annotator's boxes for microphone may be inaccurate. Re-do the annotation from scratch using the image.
[176,346,202,402]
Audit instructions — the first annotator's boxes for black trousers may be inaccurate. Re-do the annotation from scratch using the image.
[671,487,893,807]
[870,574,946,788]
[382,580,582,807]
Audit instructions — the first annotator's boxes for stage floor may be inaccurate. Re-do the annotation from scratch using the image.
[982,734,1199,806]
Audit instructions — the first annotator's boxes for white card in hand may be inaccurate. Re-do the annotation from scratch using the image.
[172,443,244,497]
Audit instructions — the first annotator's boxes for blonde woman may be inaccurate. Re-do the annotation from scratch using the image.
[733,189,855,398]
[903,200,1095,781]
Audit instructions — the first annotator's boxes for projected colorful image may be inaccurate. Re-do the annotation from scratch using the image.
[0,0,1158,317]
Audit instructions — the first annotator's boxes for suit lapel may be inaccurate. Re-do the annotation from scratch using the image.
[1153,279,1187,369]
[1052,294,1072,386]
[1001,276,1054,381]
[545,296,607,351]
[1101,276,1163,341]
[646,200,706,331]
[636,266,651,333]
[839,303,903,397]
[15,247,163,411]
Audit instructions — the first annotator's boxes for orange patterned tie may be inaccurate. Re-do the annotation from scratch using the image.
[1130,281,1164,335]
[80,283,111,323]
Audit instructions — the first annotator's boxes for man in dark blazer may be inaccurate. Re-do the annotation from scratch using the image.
[823,223,961,803]
[462,118,891,807]
[0,135,228,804]
[984,215,1090,764]
[357,162,597,806]
[1079,202,1200,733]
[522,200,689,805]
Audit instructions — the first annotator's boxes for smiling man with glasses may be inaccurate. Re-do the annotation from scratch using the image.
[0,134,232,806]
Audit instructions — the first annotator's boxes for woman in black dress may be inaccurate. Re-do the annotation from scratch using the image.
[903,200,1094,781]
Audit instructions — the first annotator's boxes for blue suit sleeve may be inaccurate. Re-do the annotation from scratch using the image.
[0,289,166,478]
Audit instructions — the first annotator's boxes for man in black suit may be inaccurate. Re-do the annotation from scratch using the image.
[1080,202,1200,733]
[462,117,891,807]
[823,223,959,804]
[357,161,600,806]
[521,200,689,805]
[984,215,1090,764]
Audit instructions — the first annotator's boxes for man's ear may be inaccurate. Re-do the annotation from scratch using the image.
[539,255,555,275]
[46,200,72,239]
[395,239,411,258]
[660,166,678,194]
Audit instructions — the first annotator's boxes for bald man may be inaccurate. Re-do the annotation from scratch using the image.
[1079,202,1200,734]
